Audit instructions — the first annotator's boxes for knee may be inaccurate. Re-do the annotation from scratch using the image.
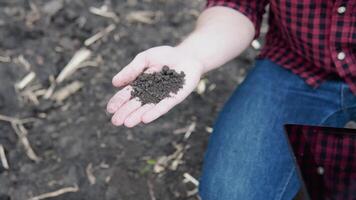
[198,168,246,200]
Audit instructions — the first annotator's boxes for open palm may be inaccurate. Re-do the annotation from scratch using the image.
[107,46,204,127]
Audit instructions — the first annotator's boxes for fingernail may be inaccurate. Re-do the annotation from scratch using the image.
[112,76,119,86]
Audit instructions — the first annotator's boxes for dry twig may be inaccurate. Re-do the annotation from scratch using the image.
[43,75,56,99]
[0,55,11,63]
[16,55,31,71]
[184,122,196,140]
[0,114,40,162]
[86,163,96,185]
[11,122,40,162]
[56,48,91,83]
[0,144,9,169]
[84,24,116,46]
[89,5,119,22]
[28,185,79,200]
[147,179,156,200]
[16,71,36,90]
[51,81,83,102]
[154,143,185,173]
[183,173,199,186]
[196,79,208,95]
[173,121,196,139]
[126,11,158,24]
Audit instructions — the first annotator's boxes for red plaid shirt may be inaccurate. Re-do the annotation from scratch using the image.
[285,124,356,200]
[206,0,356,94]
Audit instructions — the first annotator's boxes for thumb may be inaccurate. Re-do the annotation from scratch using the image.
[112,52,148,87]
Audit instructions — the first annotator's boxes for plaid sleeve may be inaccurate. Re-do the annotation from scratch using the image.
[205,0,269,38]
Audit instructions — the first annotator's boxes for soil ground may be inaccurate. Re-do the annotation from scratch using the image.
[0,1,258,200]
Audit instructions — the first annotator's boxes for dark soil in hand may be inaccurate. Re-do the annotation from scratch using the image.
[131,66,185,104]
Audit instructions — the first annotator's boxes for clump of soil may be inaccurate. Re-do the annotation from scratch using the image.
[131,66,186,104]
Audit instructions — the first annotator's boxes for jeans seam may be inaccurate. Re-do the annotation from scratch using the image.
[275,166,295,200]
[318,105,356,126]
[318,110,342,126]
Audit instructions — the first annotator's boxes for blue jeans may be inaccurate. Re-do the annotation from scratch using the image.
[199,59,356,200]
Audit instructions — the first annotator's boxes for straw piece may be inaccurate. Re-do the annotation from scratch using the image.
[126,11,156,24]
[56,48,91,83]
[0,55,11,63]
[16,71,36,90]
[28,185,79,200]
[11,122,40,162]
[86,163,96,185]
[196,79,207,95]
[183,173,199,186]
[51,81,83,102]
[0,144,9,169]
[184,122,196,140]
[43,75,56,99]
[17,55,31,71]
[89,6,119,22]
[84,24,116,46]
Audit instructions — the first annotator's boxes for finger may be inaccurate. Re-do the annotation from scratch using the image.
[107,86,133,114]
[142,95,183,124]
[112,53,148,87]
[111,98,142,126]
[124,104,155,128]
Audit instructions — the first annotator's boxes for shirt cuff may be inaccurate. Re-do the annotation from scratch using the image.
[205,1,263,39]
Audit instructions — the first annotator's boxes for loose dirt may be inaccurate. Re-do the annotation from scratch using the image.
[131,66,186,104]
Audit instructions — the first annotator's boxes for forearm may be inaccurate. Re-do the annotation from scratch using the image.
[176,6,255,73]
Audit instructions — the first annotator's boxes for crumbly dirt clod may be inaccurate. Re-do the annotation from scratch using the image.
[130,66,185,104]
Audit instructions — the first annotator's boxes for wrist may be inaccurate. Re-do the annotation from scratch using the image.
[174,44,206,75]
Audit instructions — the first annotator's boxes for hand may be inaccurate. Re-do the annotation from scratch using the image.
[107,46,204,127]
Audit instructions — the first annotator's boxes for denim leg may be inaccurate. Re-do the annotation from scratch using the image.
[199,59,345,200]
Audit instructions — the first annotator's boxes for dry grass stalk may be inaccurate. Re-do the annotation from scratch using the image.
[0,55,11,63]
[154,143,185,173]
[26,2,41,28]
[0,114,39,162]
[19,84,43,105]
[173,121,196,139]
[196,79,207,95]
[16,71,36,90]
[77,60,100,69]
[184,122,196,140]
[126,11,157,24]
[43,75,56,99]
[0,114,34,124]
[147,179,156,200]
[11,122,40,162]
[183,173,199,186]
[56,48,91,83]
[21,90,40,105]
[28,185,79,200]
[89,6,119,22]
[84,24,116,46]
[86,163,96,185]
[17,55,31,71]
[0,144,9,169]
[51,81,83,102]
